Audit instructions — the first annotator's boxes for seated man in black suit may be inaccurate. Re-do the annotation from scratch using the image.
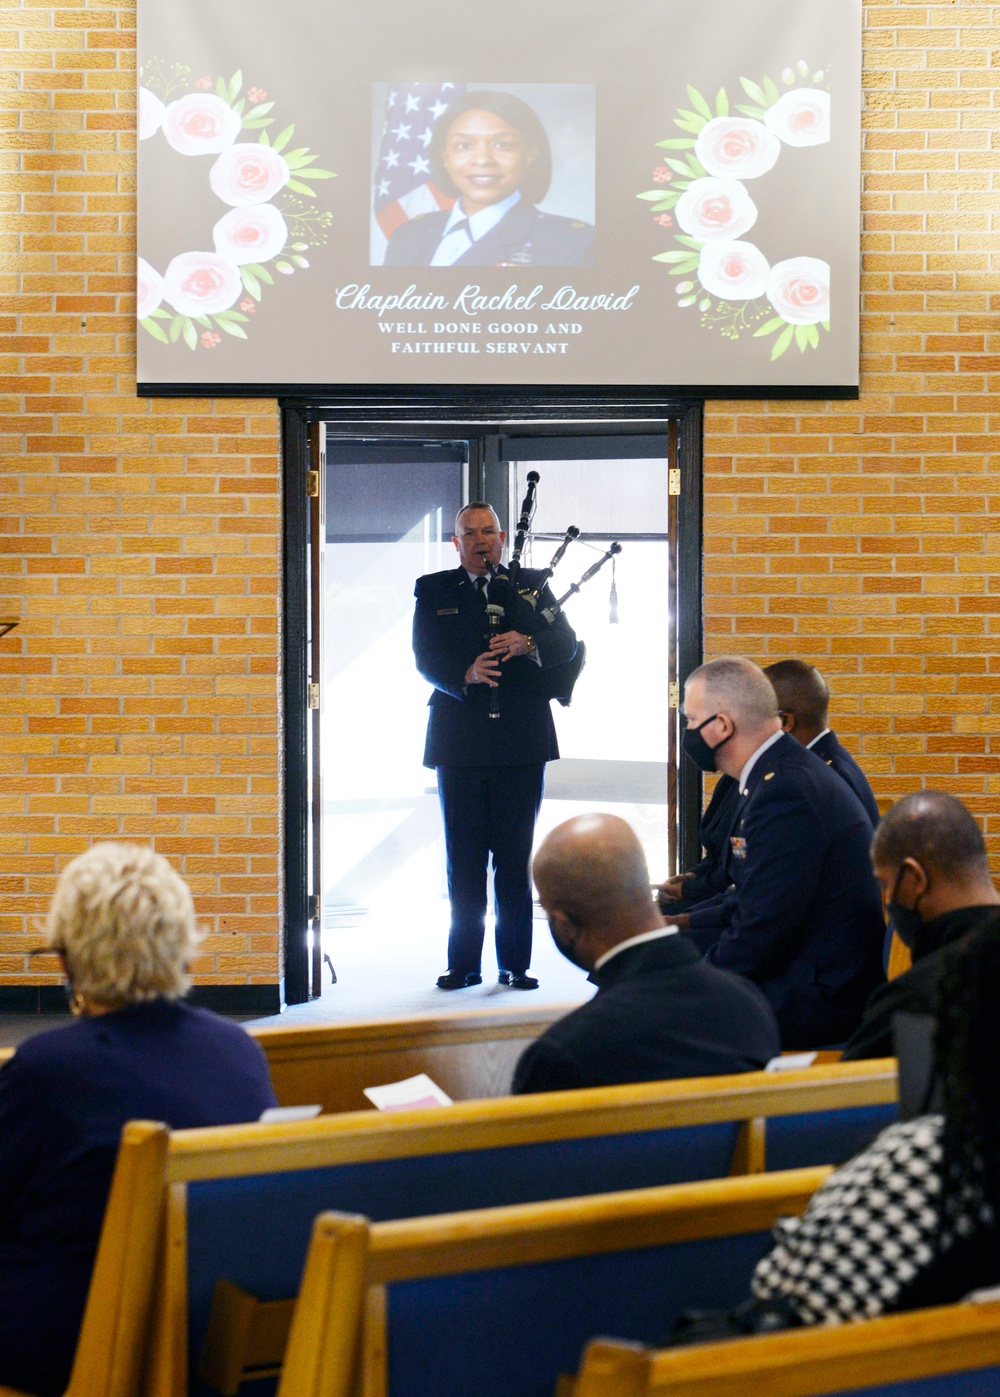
[843,790,1000,1060]
[672,657,885,1049]
[764,658,881,827]
[656,773,739,916]
[511,813,780,1094]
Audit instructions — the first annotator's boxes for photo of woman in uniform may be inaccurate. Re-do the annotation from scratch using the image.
[383,90,594,269]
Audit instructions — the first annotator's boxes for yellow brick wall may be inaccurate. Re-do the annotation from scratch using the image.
[0,0,282,991]
[2,0,998,988]
[704,0,1000,842]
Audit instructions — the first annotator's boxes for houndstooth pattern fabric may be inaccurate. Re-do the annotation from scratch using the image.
[751,1115,992,1326]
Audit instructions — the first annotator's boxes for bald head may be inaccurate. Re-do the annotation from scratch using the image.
[873,791,989,882]
[764,659,830,744]
[533,815,662,967]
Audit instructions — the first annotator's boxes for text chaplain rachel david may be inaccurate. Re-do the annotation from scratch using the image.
[384,91,595,269]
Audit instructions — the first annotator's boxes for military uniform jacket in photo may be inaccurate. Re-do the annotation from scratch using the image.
[413,565,578,768]
[810,728,881,827]
[384,202,594,268]
[692,733,885,1049]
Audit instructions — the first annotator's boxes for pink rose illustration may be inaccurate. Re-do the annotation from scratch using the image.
[764,89,831,147]
[674,177,758,241]
[694,117,780,180]
[697,240,770,300]
[162,251,242,317]
[162,93,242,156]
[766,256,830,324]
[136,257,164,318]
[209,143,290,207]
[138,87,165,142]
[213,204,288,265]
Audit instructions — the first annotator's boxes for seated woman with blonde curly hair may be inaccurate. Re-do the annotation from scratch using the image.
[0,842,277,1397]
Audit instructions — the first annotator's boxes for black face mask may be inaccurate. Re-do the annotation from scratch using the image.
[681,713,732,773]
[887,864,924,950]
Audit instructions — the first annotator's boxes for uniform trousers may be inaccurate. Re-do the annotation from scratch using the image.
[436,763,545,975]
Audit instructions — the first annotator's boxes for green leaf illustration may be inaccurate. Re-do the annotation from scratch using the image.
[795,325,809,351]
[663,157,697,178]
[673,116,704,136]
[234,99,245,115]
[654,250,699,263]
[687,85,712,120]
[147,307,171,320]
[715,87,729,117]
[244,102,275,119]
[140,317,169,343]
[286,180,317,195]
[194,314,212,329]
[240,268,261,299]
[247,262,274,285]
[763,76,780,106]
[676,280,694,293]
[771,324,794,360]
[675,234,704,250]
[274,260,293,273]
[215,319,248,339]
[216,76,228,100]
[228,70,242,102]
[182,317,197,351]
[735,104,767,119]
[656,138,696,149]
[637,190,665,201]
[214,309,249,323]
[651,194,680,211]
[669,257,700,274]
[753,317,786,337]
[822,319,830,332]
[740,77,766,104]
[272,124,295,153]
[241,120,275,131]
[168,314,183,343]
[676,107,707,130]
[806,323,820,349]
[259,129,270,146]
[678,295,697,306]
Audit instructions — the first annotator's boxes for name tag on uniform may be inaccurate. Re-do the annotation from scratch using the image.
[436,607,459,615]
[730,836,748,860]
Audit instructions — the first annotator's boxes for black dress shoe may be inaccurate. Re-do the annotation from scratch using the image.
[498,971,539,990]
[436,970,483,990]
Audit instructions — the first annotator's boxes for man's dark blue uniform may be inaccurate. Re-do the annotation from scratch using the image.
[413,563,577,977]
[810,728,881,828]
[685,733,885,1049]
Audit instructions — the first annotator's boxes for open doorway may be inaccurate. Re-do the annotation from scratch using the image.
[282,407,703,1007]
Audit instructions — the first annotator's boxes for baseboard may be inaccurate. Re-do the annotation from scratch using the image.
[0,983,285,1016]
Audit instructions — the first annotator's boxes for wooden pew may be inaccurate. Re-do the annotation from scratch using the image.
[573,1299,1000,1396]
[258,1167,833,1397]
[2,1120,169,1397]
[144,1059,895,1396]
[249,1005,567,1113]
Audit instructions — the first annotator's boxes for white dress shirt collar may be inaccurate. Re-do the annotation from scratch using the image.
[430,191,521,266]
[738,728,784,794]
[807,728,832,749]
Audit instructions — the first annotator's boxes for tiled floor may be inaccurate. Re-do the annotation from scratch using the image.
[0,908,593,1047]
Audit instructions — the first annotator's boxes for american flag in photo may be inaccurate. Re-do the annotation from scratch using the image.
[371,82,465,264]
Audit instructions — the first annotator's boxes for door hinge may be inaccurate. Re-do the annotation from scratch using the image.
[669,681,680,709]
[668,469,681,496]
[308,894,321,921]
[307,470,319,497]
[308,682,320,709]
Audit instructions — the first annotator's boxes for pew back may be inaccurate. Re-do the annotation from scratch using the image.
[280,1167,832,1397]
[574,1298,1000,1396]
[250,1006,566,1113]
[147,1060,895,1396]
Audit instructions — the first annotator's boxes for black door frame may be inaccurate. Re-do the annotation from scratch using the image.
[281,393,704,1005]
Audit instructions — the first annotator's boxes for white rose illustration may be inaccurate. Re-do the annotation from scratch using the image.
[766,256,830,324]
[162,251,242,317]
[698,240,770,300]
[674,177,758,241]
[162,93,242,157]
[764,89,831,147]
[694,118,780,180]
[136,257,164,318]
[138,87,165,142]
[213,204,288,265]
[209,144,291,207]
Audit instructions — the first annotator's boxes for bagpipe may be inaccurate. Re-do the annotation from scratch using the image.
[484,471,623,714]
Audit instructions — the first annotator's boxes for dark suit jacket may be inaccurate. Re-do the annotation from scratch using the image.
[511,933,781,1094]
[413,565,577,767]
[384,201,594,268]
[811,729,880,827]
[0,999,276,1397]
[842,905,1000,1061]
[690,734,885,1049]
[672,775,740,908]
